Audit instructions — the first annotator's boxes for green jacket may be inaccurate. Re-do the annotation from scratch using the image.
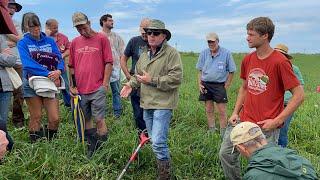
[130,41,183,109]
[244,144,318,180]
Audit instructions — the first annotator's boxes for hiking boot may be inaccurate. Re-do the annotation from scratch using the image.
[157,159,171,180]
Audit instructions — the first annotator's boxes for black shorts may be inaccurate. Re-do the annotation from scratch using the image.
[199,81,228,103]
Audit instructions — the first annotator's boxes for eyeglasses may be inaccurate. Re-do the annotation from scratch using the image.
[146,31,162,36]
[207,40,216,44]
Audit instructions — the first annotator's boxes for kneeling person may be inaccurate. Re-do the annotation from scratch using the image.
[230,122,317,180]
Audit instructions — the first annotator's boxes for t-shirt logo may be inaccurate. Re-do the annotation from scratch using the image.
[76,46,99,54]
[247,68,269,95]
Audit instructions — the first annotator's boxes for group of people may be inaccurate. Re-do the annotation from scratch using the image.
[0,0,318,179]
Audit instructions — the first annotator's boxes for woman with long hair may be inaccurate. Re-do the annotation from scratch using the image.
[17,12,64,142]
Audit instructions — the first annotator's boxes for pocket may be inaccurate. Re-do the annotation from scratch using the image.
[217,61,225,72]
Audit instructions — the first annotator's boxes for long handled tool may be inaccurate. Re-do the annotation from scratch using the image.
[117,131,150,180]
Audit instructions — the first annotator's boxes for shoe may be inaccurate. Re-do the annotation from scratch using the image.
[157,159,171,180]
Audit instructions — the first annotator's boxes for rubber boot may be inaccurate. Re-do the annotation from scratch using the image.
[29,131,44,143]
[157,159,171,180]
[95,133,108,151]
[85,128,97,158]
[47,129,58,141]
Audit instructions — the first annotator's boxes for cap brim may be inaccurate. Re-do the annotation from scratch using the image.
[9,3,22,12]
[73,20,88,27]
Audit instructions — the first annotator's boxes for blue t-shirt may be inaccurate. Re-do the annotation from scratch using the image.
[196,47,236,82]
[123,36,148,74]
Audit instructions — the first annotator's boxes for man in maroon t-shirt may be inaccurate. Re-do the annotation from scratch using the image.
[219,17,304,180]
[69,12,113,157]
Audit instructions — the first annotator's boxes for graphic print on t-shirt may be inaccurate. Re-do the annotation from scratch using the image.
[76,46,99,54]
[247,68,269,95]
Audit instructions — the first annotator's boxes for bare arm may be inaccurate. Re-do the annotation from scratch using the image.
[62,49,70,59]
[198,71,205,93]
[257,85,304,130]
[224,72,234,89]
[229,80,246,124]
[120,55,131,80]
[103,63,113,90]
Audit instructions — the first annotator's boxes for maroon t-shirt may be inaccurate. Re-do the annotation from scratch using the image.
[239,50,300,123]
[69,33,113,94]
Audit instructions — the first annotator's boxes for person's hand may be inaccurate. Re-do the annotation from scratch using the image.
[136,70,151,84]
[120,83,132,98]
[0,130,8,159]
[228,114,239,126]
[199,82,205,94]
[69,87,79,98]
[257,118,282,131]
[48,70,61,81]
[1,48,15,56]
[53,78,61,87]
[103,81,109,91]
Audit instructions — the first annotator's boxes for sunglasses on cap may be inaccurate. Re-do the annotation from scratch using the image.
[146,30,162,36]
[207,40,216,44]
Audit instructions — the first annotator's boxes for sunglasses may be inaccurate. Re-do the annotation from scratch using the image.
[146,31,162,36]
[207,40,216,44]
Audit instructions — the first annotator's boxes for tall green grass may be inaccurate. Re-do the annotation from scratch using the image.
[1,53,319,179]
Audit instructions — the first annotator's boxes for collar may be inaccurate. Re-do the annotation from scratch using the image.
[148,41,165,60]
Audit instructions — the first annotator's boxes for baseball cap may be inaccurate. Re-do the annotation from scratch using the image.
[230,122,263,153]
[72,12,88,27]
[206,32,219,41]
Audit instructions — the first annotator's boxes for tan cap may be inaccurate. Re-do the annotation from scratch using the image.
[230,122,263,146]
[139,18,151,33]
[274,44,292,59]
[72,12,88,27]
[206,32,219,41]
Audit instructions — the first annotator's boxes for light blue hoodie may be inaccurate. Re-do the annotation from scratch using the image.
[17,32,64,78]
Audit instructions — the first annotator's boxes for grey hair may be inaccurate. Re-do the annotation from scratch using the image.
[242,134,266,148]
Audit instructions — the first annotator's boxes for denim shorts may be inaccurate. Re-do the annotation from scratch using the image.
[80,86,106,121]
[22,78,37,98]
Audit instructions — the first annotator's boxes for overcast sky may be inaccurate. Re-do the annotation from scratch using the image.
[14,0,320,53]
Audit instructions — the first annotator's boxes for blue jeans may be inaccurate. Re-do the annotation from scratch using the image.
[143,109,172,160]
[0,92,14,150]
[61,71,71,107]
[278,113,294,147]
[130,89,146,131]
[110,80,122,116]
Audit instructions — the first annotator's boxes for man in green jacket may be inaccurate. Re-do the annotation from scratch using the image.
[121,19,183,179]
[230,121,318,180]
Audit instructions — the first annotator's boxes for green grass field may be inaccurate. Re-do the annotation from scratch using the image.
[1,53,319,179]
